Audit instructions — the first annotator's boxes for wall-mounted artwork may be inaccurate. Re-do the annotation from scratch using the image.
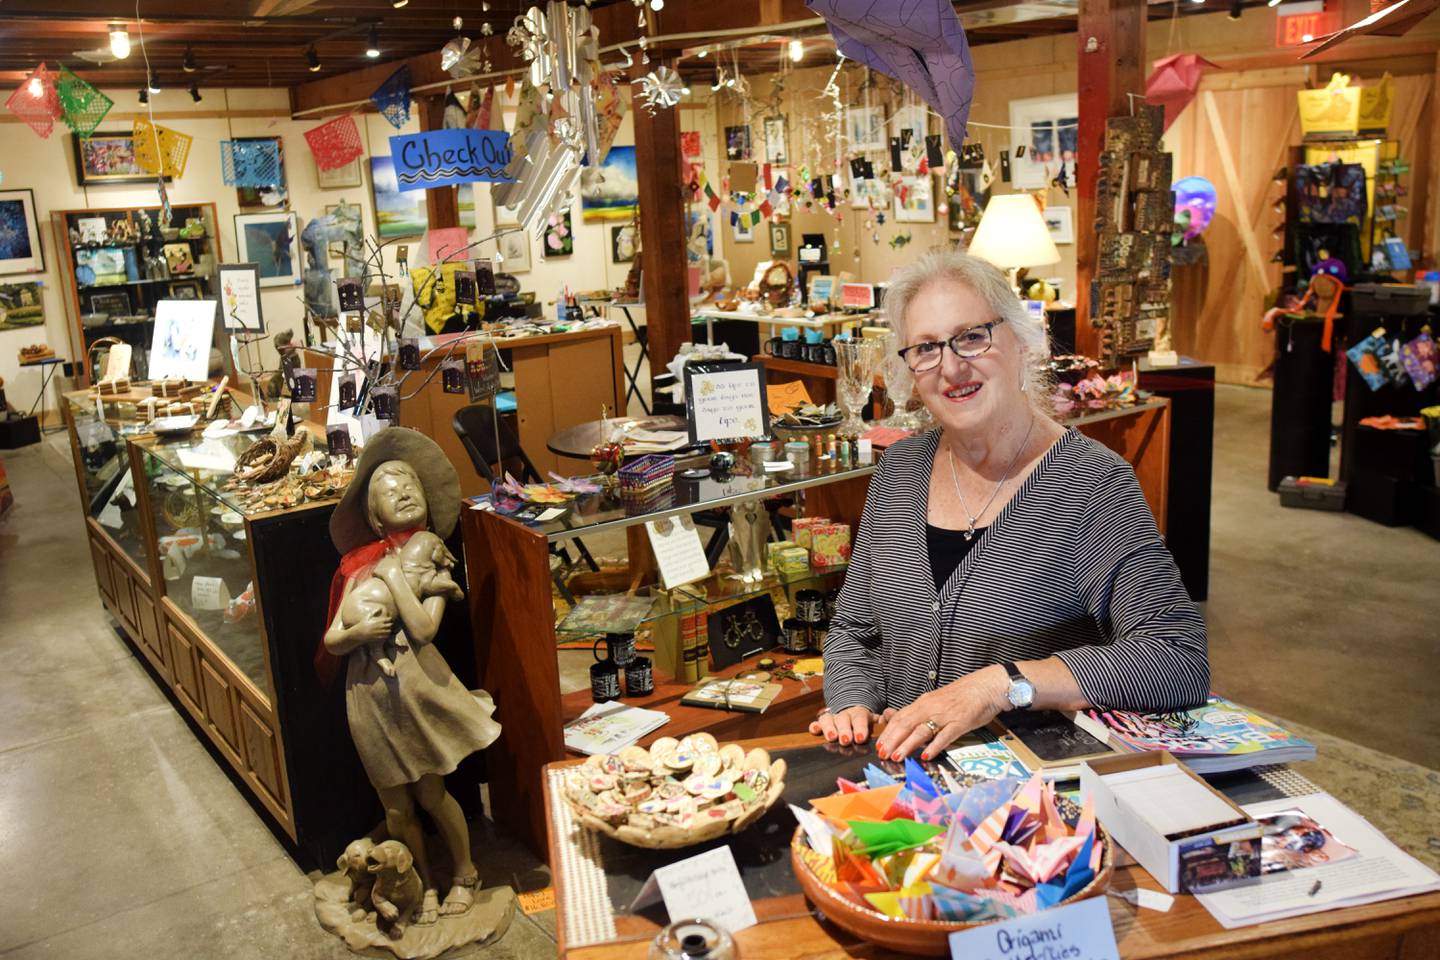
[894,175,935,223]
[234,212,301,288]
[0,282,45,330]
[457,184,478,228]
[610,224,637,263]
[71,132,171,186]
[0,189,44,275]
[763,117,788,165]
[580,145,638,224]
[316,154,363,190]
[234,137,289,209]
[370,156,427,238]
[846,107,886,153]
[1044,205,1075,244]
[725,125,752,161]
[497,230,531,273]
[543,209,574,257]
[162,243,195,276]
[1009,94,1079,190]
[890,105,928,152]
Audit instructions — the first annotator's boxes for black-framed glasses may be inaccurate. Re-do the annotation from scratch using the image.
[896,318,1006,373]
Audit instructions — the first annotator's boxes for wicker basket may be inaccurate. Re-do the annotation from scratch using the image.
[235,431,312,484]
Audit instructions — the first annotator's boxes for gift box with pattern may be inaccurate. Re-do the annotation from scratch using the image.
[810,522,852,568]
[774,546,811,578]
[792,516,830,549]
[767,539,799,569]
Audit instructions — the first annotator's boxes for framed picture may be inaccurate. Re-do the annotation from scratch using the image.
[706,594,781,670]
[763,116,788,165]
[580,145,638,224]
[234,212,301,288]
[149,300,216,382]
[71,132,171,186]
[370,156,427,238]
[769,220,792,257]
[733,219,754,243]
[1009,93,1078,190]
[233,137,288,209]
[1044,205,1075,244]
[162,242,195,276]
[0,281,45,330]
[217,263,264,332]
[0,189,44,275]
[890,105,929,153]
[846,106,885,153]
[493,193,520,228]
[850,177,890,210]
[725,125,752,161]
[610,224,638,263]
[497,229,531,273]
[894,174,935,223]
[950,168,990,231]
[88,290,131,316]
[542,209,573,257]
[167,280,202,301]
[316,154,362,190]
[457,184,477,228]
[683,361,771,445]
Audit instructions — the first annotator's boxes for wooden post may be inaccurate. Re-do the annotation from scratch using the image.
[1075,0,1145,357]
[419,96,460,231]
[631,59,690,394]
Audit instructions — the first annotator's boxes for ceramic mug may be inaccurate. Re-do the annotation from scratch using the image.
[624,656,654,697]
[795,589,826,622]
[594,632,637,667]
[810,619,829,653]
[781,617,811,653]
[803,342,836,365]
[764,337,803,360]
[590,660,621,703]
[824,588,841,621]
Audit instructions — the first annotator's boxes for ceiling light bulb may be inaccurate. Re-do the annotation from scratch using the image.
[306,46,321,71]
[650,0,664,9]
[392,0,408,8]
[697,49,707,58]
[189,83,202,102]
[147,73,161,94]
[789,39,804,61]
[109,24,131,60]
[138,88,148,104]
[366,26,381,58]
[1301,32,1313,41]
[1267,0,1282,6]
[28,76,43,97]
[183,45,197,73]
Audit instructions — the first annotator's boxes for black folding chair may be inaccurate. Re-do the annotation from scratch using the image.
[452,404,601,602]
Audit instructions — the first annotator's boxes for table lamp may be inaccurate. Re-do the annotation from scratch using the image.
[967,193,1060,295]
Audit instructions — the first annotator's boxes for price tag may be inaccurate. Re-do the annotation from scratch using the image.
[191,576,232,611]
[630,847,757,934]
[644,516,710,590]
[947,895,1119,960]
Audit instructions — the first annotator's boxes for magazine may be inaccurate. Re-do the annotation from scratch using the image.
[563,701,670,756]
[1075,696,1317,774]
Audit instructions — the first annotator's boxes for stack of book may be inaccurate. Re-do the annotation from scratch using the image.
[563,702,670,756]
[1073,696,1317,774]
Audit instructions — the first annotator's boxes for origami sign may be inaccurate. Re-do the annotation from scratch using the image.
[387,128,515,191]
[1146,54,1220,132]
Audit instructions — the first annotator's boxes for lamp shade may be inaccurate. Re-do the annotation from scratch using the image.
[967,194,1060,270]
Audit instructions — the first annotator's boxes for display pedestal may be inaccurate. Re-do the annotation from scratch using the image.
[314,872,514,959]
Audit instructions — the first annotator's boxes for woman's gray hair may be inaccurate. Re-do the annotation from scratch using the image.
[884,249,1055,417]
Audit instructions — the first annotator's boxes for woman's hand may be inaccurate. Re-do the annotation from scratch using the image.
[808,705,895,746]
[873,666,1008,762]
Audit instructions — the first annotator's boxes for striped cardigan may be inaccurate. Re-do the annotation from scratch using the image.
[823,428,1210,714]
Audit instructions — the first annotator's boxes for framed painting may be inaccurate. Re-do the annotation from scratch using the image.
[763,116,788,165]
[497,229,531,273]
[71,132,170,186]
[369,156,427,238]
[894,174,935,223]
[769,220,792,257]
[234,212,301,288]
[1009,94,1078,190]
[846,106,885,153]
[1044,205,1075,244]
[610,224,637,263]
[733,219,754,243]
[543,209,574,257]
[234,137,289,209]
[316,154,362,190]
[580,145,638,224]
[0,281,45,330]
[0,189,44,275]
[725,125,752,161]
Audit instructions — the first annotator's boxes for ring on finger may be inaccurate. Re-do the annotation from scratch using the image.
[925,719,939,735]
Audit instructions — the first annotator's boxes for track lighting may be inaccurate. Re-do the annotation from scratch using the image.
[1229,0,1242,18]
[189,83,202,102]
[306,46,321,72]
[109,24,131,60]
[789,39,804,62]
[697,49,707,58]
[650,0,664,9]
[147,73,161,94]
[182,45,196,73]
[138,88,148,104]
[366,25,381,58]
[392,0,408,7]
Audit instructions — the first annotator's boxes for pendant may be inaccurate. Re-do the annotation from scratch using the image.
[964,527,975,541]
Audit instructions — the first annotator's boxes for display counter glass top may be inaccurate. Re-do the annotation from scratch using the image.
[66,393,155,568]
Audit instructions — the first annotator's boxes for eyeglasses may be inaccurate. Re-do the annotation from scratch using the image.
[896,318,1006,373]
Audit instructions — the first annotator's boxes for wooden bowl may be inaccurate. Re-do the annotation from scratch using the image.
[789,819,1113,956]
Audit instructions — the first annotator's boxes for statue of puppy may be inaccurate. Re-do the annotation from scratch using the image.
[336,838,377,922]
[366,840,424,940]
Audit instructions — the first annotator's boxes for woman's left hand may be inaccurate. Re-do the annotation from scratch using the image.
[873,666,1008,762]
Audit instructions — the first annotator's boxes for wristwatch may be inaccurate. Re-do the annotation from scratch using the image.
[1002,661,1035,710]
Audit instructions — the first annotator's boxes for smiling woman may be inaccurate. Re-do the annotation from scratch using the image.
[811,251,1209,761]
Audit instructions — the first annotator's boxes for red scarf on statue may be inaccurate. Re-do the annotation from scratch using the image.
[313,527,421,686]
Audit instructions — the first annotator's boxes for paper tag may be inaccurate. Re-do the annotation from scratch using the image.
[191,576,231,611]
[767,379,814,416]
[103,343,132,381]
[948,895,1118,960]
[516,887,555,915]
[644,516,711,591]
[630,847,757,934]
[98,503,123,529]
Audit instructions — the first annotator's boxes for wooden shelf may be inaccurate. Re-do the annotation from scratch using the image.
[753,354,839,379]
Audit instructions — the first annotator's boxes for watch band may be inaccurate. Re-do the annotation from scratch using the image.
[1002,661,1026,683]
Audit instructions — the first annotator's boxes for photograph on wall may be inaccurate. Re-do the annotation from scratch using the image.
[369,156,428,238]
[457,184,478,228]
[1009,94,1078,190]
[234,212,301,288]
[149,299,216,382]
[71,132,171,186]
[610,224,638,263]
[163,242,195,276]
[0,281,44,331]
[890,105,928,157]
[315,154,363,190]
[234,137,289,209]
[0,189,44,275]
[769,220,792,256]
[543,209,574,257]
[894,175,935,223]
[497,230,531,273]
[580,145,639,224]
[950,168,990,231]
[763,116,788,165]
[1044,205,1075,244]
[733,218,754,243]
[846,106,885,153]
[725,125,752,161]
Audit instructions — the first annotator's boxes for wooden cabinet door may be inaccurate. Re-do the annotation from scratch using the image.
[132,586,168,679]
[89,535,115,605]
[165,620,204,717]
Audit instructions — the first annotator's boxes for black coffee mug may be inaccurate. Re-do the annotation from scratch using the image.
[810,619,829,653]
[625,656,654,697]
[795,589,825,622]
[782,617,811,653]
[590,660,621,703]
[824,588,841,621]
[594,632,637,667]
[763,337,788,358]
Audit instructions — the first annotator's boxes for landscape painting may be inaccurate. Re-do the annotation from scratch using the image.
[369,156,427,238]
[580,146,638,224]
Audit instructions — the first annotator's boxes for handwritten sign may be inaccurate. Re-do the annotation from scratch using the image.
[630,846,757,934]
[218,263,264,333]
[644,515,710,590]
[947,895,1119,960]
[388,128,515,191]
[684,363,770,444]
[191,576,231,611]
[767,379,814,416]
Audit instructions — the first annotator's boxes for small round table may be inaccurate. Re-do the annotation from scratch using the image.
[546,414,688,459]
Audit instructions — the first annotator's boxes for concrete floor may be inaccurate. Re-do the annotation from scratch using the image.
[0,383,1436,957]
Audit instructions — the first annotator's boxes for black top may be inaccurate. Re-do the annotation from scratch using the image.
[926,522,986,590]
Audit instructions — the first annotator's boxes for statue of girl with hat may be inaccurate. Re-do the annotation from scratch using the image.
[321,427,501,926]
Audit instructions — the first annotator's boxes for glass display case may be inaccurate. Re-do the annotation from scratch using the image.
[66,393,152,570]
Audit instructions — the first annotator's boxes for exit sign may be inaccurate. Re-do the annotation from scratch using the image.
[1277,9,1342,46]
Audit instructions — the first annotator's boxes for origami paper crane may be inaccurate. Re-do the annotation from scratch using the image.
[812,783,902,828]
[1146,53,1220,132]
[863,764,897,788]
[807,0,975,149]
[1035,830,1096,909]
[848,818,945,858]
[865,882,934,919]
[903,757,940,799]
[1303,0,1440,59]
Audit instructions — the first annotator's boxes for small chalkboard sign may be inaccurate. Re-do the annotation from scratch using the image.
[683,362,771,445]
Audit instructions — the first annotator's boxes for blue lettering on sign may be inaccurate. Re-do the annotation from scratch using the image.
[388,128,515,191]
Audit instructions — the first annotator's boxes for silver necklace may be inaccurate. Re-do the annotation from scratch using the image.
[947,415,1036,540]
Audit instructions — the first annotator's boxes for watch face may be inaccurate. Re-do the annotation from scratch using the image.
[1008,679,1036,709]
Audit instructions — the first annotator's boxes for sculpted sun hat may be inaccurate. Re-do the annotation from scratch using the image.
[329,426,461,555]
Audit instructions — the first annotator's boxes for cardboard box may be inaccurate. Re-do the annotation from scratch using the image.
[791,516,829,549]
[1080,752,1261,893]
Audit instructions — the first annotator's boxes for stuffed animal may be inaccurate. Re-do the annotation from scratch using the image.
[336,837,377,922]
[366,840,424,939]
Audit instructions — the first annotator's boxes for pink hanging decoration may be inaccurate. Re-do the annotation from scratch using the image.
[6,63,61,139]
[303,114,365,171]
